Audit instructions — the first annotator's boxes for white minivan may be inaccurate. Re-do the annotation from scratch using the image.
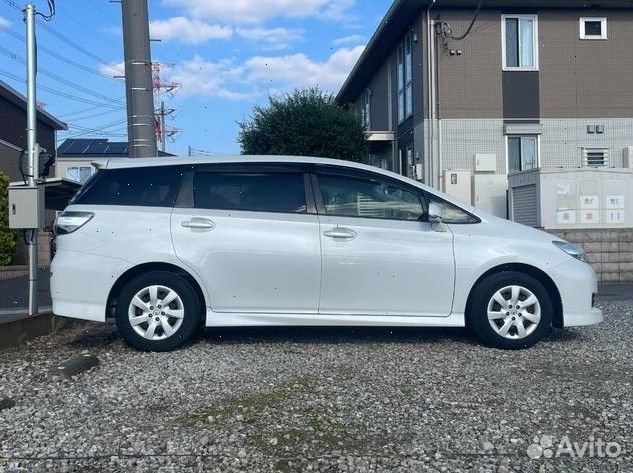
[51,156,602,351]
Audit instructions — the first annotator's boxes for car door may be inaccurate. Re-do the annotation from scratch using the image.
[171,163,321,314]
[314,166,455,317]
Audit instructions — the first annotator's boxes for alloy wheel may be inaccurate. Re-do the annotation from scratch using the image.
[487,285,541,340]
[128,285,185,340]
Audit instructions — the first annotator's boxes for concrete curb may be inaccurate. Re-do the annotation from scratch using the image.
[0,312,53,350]
[0,265,49,281]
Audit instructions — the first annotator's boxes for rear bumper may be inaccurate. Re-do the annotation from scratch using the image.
[549,258,603,328]
[50,249,129,322]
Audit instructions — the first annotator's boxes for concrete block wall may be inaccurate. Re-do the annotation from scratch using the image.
[548,228,633,283]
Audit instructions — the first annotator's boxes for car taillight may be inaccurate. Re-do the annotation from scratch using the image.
[54,211,94,235]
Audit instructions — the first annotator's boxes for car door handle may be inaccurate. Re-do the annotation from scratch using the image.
[323,227,356,239]
[181,218,215,230]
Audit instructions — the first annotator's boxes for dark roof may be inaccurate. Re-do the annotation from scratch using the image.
[336,0,633,104]
[0,80,67,130]
[57,138,174,158]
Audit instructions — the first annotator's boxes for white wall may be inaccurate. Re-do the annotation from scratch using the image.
[540,118,633,168]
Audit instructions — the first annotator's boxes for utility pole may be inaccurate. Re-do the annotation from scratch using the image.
[121,0,157,157]
[25,3,39,316]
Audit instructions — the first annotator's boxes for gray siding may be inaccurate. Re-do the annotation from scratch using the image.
[512,185,539,227]
[539,9,633,118]
[431,8,633,121]
[433,9,504,119]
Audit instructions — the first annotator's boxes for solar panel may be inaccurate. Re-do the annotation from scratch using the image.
[105,142,128,155]
[63,139,94,155]
[85,139,108,154]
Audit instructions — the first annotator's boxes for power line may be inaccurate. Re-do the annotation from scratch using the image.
[0,45,125,104]
[59,103,124,118]
[59,108,123,121]
[85,0,121,30]
[0,68,124,108]
[0,27,121,81]
[36,18,125,75]
[60,117,128,138]
[0,0,122,75]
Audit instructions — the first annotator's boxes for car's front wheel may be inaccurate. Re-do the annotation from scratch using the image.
[468,271,553,349]
[115,271,201,352]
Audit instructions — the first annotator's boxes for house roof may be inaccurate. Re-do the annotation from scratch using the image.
[57,138,174,158]
[0,80,67,130]
[336,0,633,104]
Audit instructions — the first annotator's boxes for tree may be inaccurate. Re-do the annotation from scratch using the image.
[0,172,18,265]
[238,87,368,162]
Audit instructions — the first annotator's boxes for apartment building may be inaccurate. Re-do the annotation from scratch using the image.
[337,0,633,281]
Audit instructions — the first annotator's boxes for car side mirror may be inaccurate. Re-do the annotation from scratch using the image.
[428,203,448,233]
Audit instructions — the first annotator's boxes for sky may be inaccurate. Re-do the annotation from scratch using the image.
[0,0,391,155]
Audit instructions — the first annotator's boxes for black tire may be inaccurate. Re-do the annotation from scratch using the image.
[115,271,201,352]
[468,271,553,350]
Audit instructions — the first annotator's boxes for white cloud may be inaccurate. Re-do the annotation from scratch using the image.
[236,27,303,50]
[0,16,10,28]
[321,0,355,21]
[150,17,232,44]
[168,46,365,100]
[167,55,256,101]
[162,0,355,24]
[332,34,364,46]
[245,46,364,91]
[99,61,125,78]
[147,17,301,49]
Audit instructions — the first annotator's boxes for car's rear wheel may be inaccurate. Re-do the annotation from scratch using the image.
[115,271,201,352]
[468,271,553,349]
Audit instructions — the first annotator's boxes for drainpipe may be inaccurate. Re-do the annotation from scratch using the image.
[426,0,437,188]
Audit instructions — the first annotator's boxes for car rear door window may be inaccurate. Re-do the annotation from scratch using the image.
[316,172,424,221]
[193,172,307,213]
[71,165,185,207]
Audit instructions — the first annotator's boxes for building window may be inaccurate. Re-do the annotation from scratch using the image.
[397,45,404,122]
[502,14,538,70]
[66,166,92,183]
[396,30,414,123]
[583,148,609,167]
[361,89,371,129]
[580,18,607,40]
[507,136,538,172]
[404,33,413,118]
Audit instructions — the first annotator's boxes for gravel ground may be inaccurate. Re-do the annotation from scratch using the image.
[0,293,631,472]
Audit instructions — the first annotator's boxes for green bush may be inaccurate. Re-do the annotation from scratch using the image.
[0,172,18,265]
[238,87,368,162]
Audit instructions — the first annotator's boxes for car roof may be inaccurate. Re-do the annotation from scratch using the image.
[99,155,374,171]
[95,155,418,186]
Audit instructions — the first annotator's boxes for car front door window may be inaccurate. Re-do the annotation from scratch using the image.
[317,173,425,221]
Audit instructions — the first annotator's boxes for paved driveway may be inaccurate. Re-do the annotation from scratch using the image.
[0,289,631,472]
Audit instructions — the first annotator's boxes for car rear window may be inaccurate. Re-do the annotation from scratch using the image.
[70,165,185,207]
[193,172,307,213]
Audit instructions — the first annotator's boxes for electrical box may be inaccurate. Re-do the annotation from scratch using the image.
[474,154,497,172]
[8,186,45,229]
[444,169,472,204]
[473,174,508,218]
[623,147,633,168]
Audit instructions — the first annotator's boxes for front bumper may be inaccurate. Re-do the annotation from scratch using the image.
[549,258,603,328]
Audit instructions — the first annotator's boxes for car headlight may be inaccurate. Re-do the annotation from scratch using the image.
[552,241,588,263]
